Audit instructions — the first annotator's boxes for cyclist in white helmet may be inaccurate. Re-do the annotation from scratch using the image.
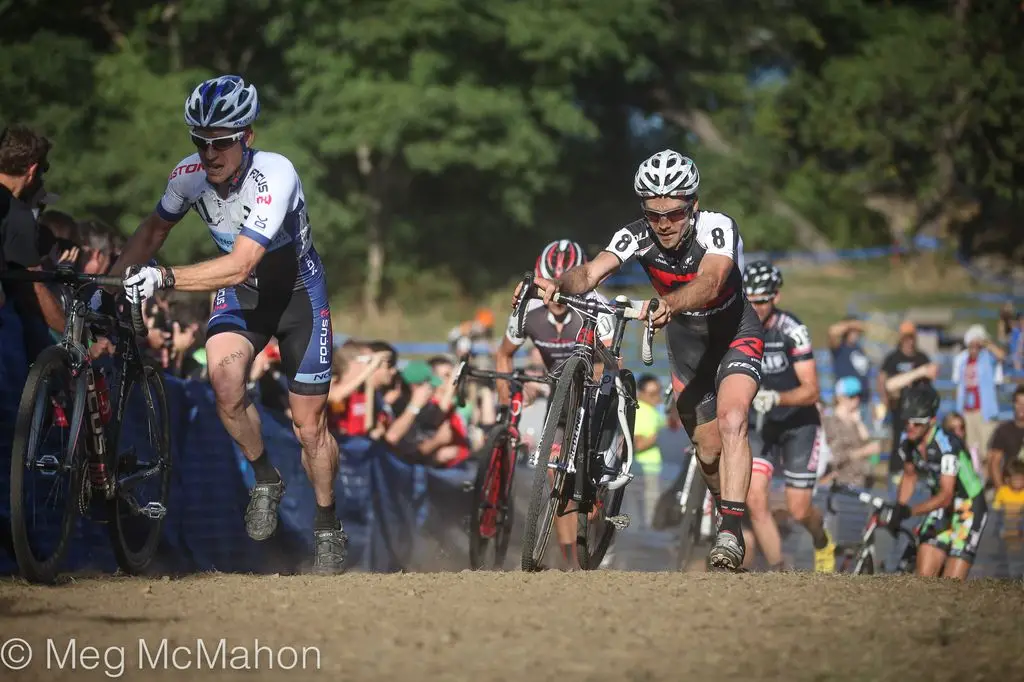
[517,150,763,571]
[110,75,347,574]
[497,239,620,569]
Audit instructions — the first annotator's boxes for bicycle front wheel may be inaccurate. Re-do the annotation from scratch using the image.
[107,359,171,574]
[469,424,516,570]
[676,459,710,571]
[521,356,587,572]
[9,346,82,584]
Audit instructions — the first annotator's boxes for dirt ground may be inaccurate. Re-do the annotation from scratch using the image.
[1,572,1021,682]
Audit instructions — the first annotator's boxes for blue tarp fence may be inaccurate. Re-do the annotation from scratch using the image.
[0,370,468,576]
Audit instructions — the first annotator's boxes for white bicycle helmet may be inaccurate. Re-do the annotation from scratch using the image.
[184,75,260,129]
[633,150,700,198]
[535,240,588,280]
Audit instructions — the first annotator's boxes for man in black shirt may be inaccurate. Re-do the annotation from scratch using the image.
[878,320,937,474]
[0,125,64,335]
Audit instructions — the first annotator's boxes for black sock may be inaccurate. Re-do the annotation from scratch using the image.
[712,492,722,513]
[315,502,337,531]
[718,500,746,538]
[250,451,279,484]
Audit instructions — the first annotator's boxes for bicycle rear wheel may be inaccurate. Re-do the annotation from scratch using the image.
[469,424,516,570]
[521,356,587,572]
[9,346,81,584]
[107,359,171,574]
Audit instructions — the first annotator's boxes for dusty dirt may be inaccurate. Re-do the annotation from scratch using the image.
[0,572,1021,682]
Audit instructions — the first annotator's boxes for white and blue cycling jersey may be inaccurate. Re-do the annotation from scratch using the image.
[156,149,333,392]
[156,149,321,289]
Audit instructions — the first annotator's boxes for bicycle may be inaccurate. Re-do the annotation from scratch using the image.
[2,266,172,584]
[827,481,919,575]
[452,360,552,570]
[673,445,719,570]
[511,272,658,572]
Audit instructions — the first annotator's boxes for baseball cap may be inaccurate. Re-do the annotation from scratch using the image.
[835,376,862,399]
[898,320,916,337]
[401,360,442,387]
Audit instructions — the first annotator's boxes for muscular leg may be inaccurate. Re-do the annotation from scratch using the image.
[716,374,758,503]
[785,487,828,548]
[289,391,339,509]
[915,544,947,577]
[206,333,265,466]
[941,557,972,580]
[747,470,784,568]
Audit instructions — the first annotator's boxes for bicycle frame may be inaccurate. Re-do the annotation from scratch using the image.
[4,267,151,501]
[828,482,919,574]
[510,273,656,506]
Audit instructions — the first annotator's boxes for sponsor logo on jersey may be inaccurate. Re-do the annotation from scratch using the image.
[313,369,332,382]
[249,168,269,193]
[169,162,203,179]
[213,288,228,311]
[254,215,268,231]
[256,195,272,205]
[319,317,331,364]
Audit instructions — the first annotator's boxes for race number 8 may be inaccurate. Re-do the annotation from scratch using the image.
[711,227,726,249]
[614,232,632,252]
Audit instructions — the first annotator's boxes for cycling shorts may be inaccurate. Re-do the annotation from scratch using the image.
[666,298,764,428]
[918,495,989,564]
[207,268,333,396]
[749,419,824,489]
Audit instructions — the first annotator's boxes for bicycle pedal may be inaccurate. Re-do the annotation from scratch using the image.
[138,502,167,520]
[606,514,630,530]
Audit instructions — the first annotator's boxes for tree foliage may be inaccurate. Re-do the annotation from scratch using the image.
[2,0,1020,311]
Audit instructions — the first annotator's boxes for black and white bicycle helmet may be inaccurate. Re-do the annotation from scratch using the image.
[184,75,260,129]
[900,383,940,421]
[743,260,784,299]
[535,240,588,280]
[634,150,700,198]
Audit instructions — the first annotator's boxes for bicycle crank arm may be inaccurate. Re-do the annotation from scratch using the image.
[116,464,164,494]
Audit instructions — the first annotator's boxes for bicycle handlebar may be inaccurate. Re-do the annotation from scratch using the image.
[0,267,147,337]
[826,481,888,514]
[511,271,659,366]
[451,360,552,408]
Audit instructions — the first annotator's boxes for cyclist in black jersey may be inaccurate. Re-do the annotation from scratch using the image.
[497,240,618,568]
[111,76,346,573]
[890,384,988,580]
[518,151,764,571]
[743,261,835,572]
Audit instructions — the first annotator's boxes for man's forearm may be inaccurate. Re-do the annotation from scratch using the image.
[111,222,170,277]
[558,265,594,295]
[664,272,720,313]
[494,350,515,405]
[32,282,65,333]
[779,383,819,407]
[168,254,249,292]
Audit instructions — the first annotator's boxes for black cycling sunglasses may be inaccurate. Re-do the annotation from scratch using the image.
[190,130,245,152]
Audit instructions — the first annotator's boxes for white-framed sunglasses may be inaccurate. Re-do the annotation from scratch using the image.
[190,130,245,151]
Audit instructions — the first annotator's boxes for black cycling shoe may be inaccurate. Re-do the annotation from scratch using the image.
[707,530,745,572]
[312,526,348,575]
[244,479,285,541]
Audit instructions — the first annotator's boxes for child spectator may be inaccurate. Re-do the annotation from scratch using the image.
[993,459,1024,576]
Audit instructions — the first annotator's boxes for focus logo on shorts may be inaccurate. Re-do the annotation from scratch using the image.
[319,318,330,364]
[214,289,227,311]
